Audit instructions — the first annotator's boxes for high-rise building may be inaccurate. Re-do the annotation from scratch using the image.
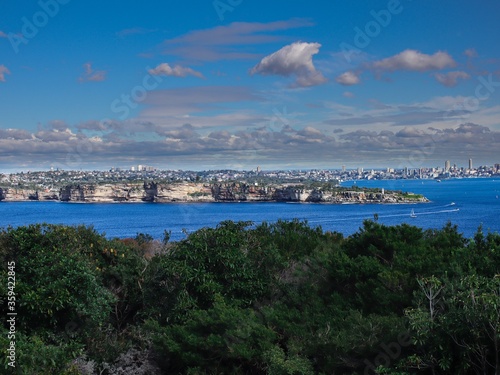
[469,158,473,170]
[445,160,451,172]
[342,165,346,172]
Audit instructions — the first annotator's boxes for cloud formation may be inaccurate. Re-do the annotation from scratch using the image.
[161,19,313,62]
[372,49,456,73]
[148,63,204,78]
[0,65,10,82]
[434,71,470,87]
[79,63,107,82]
[324,95,479,128]
[336,71,361,86]
[0,128,32,140]
[1,121,498,170]
[464,48,478,58]
[335,49,460,86]
[250,41,327,87]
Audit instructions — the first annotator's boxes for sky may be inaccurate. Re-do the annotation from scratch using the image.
[1,0,500,172]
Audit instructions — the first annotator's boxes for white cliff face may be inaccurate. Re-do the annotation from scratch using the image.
[156,183,214,202]
[56,183,215,202]
[59,184,146,202]
[82,185,128,202]
[0,183,429,204]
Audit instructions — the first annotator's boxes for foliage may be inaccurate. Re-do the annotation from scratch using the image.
[0,220,499,374]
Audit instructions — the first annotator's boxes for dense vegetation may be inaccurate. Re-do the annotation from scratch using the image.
[0,220,499,374]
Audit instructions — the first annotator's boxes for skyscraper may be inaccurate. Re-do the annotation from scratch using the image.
[445,160,451,172]
[469,158,473,170]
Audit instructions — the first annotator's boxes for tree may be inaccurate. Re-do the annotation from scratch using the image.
[406,275,500,374]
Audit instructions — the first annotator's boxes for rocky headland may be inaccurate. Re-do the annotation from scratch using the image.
[0,182,429,204]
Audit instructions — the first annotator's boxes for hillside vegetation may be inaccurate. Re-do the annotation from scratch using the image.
[1,220,499,374]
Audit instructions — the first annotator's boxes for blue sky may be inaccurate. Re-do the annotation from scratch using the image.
[1,0,500,171]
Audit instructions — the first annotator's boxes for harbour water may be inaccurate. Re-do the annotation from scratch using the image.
[0,178,498,241]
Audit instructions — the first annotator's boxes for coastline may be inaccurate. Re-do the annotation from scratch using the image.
[0,200,431,205]
[0,181,429,205]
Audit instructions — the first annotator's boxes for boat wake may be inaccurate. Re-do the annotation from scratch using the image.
[408,208,460,217]
[307,208,460,224]
[374,208,459,219]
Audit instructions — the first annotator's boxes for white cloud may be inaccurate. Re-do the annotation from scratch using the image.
[343,91,355,98]
[372,49,456,73]
[464,48,478,58]
[434,71,470,87]
[148,63,204,78]
[0,65,10,82]
[79,63,106,82]
[336,71,361,86]
[250,41,327,87]
[161,19,314,62]
[3,120,499,170]
[414,95,470,111]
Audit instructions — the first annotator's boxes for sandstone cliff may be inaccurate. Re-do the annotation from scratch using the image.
[0,182,429,204]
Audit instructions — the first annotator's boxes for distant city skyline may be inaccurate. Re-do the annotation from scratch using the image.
[1,1,500,170]
[3,158,499,175]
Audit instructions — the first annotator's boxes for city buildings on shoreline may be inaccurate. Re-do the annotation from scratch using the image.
[1,162,499,189]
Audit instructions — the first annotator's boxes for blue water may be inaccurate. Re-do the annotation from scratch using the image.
[0,178,499,241]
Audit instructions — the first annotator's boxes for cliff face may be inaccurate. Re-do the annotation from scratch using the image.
[208,183,427,204]
[2,188,41,201]
[59,183,154,202]
[0,182,429,204]
[56,183,217,203]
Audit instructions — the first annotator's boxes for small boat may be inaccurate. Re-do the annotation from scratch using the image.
[410,209,417,218]
[450,202,455,206]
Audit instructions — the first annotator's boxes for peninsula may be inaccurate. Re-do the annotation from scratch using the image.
[0,181,429,204]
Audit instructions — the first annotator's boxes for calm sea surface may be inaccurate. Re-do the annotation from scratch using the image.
[0,178,499,241]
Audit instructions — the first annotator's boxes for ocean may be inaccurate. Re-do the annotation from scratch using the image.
[0,178,499,241]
